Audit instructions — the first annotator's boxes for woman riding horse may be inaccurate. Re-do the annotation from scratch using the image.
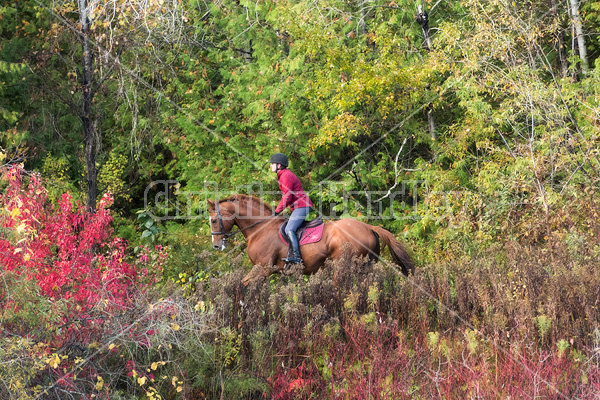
[208,154,414,285]
[270,153,313,265]
[207,195,414,286]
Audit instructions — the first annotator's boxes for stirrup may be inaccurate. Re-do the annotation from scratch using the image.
[282,256,302,265]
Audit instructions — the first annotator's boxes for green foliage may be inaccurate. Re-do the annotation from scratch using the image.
[41,153,80,203]
[0,271,64,342]
[535,315,552,344]
[98,151,131,204]
[137,210,161,243]
[0,335,47,400]
[557,339,569,358]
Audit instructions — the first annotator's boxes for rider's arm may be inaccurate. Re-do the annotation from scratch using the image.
[275,171,298,214]
[275,189,293,214]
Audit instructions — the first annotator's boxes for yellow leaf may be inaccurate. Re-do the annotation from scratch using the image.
[108,343,115,350]
[23,253,31,261]
[171,323,180,331]
[95,376,104,391]
[151,362,158,370]
[13,248,22,254]
[11,208,21,218]
[137,376,147,386]
[47,354,60,368]
[177,386,183,392]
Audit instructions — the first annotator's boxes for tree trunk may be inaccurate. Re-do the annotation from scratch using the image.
[551,0,568,78]
[427,105,436,140]
[244,39,253,63]
[359,0,368,36]
[569,0,589,74]
[417,4,435,140]
[78,0,97,211]
[416,4,432,51]
[556,27,568,78]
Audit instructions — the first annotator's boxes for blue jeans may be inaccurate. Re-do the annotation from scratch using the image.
[285,207,311,235]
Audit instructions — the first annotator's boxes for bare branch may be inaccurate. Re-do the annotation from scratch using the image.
[374,136,409,203]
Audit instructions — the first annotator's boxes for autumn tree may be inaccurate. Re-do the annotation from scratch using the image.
[413,0,600,239]
[3,0,188,210]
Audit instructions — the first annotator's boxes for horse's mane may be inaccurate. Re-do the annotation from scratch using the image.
[218,194,272,212]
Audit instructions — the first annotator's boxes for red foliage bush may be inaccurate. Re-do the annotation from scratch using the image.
[0,166,163,397]
[0,167,137,318]
[268,364,319,400]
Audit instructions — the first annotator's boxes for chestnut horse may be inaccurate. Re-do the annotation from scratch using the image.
[207,194,413,285]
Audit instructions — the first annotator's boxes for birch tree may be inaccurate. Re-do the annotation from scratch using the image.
[569,0,589,74]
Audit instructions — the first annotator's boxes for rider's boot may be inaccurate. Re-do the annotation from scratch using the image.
[282,231,302,264]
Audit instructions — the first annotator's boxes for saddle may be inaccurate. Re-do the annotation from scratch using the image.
[279,216,324,246]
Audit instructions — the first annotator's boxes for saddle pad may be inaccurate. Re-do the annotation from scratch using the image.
[279,217,324,246]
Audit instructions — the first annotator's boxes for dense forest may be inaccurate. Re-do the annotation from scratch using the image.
[2,0,600,398]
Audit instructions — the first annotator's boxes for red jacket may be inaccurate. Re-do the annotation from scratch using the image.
[275,169,313,213]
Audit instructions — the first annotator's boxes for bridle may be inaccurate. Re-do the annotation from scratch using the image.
[210,200,275,244]
[210,201,234,241]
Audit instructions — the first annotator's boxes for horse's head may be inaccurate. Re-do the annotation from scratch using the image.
[207,199,237,250]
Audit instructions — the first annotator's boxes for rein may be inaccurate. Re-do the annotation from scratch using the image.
[210,201,275,242]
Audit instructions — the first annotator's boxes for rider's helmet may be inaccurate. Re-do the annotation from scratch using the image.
[269,153,289,168]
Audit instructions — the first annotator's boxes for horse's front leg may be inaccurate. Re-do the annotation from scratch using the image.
[241,263,280,286]
[242,236,287,285]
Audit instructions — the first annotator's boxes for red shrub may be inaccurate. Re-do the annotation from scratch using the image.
[0,166,156,396]
[0,167,136,317]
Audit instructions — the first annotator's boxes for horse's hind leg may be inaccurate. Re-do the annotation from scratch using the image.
[368,230,381,264]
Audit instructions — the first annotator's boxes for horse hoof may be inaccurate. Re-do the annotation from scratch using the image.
[282,262,303,275]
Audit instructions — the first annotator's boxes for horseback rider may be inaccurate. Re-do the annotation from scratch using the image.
[270,153,313,265]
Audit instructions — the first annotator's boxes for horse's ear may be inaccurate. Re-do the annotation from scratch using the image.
[207,199,215,209]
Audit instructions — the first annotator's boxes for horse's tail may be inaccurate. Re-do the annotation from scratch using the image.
[371,226,414,276]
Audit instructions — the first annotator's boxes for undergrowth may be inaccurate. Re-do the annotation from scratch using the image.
[3,172,600,399]
[187,217,600,399]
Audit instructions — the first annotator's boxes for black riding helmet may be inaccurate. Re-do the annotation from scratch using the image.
[269,153,288,167]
